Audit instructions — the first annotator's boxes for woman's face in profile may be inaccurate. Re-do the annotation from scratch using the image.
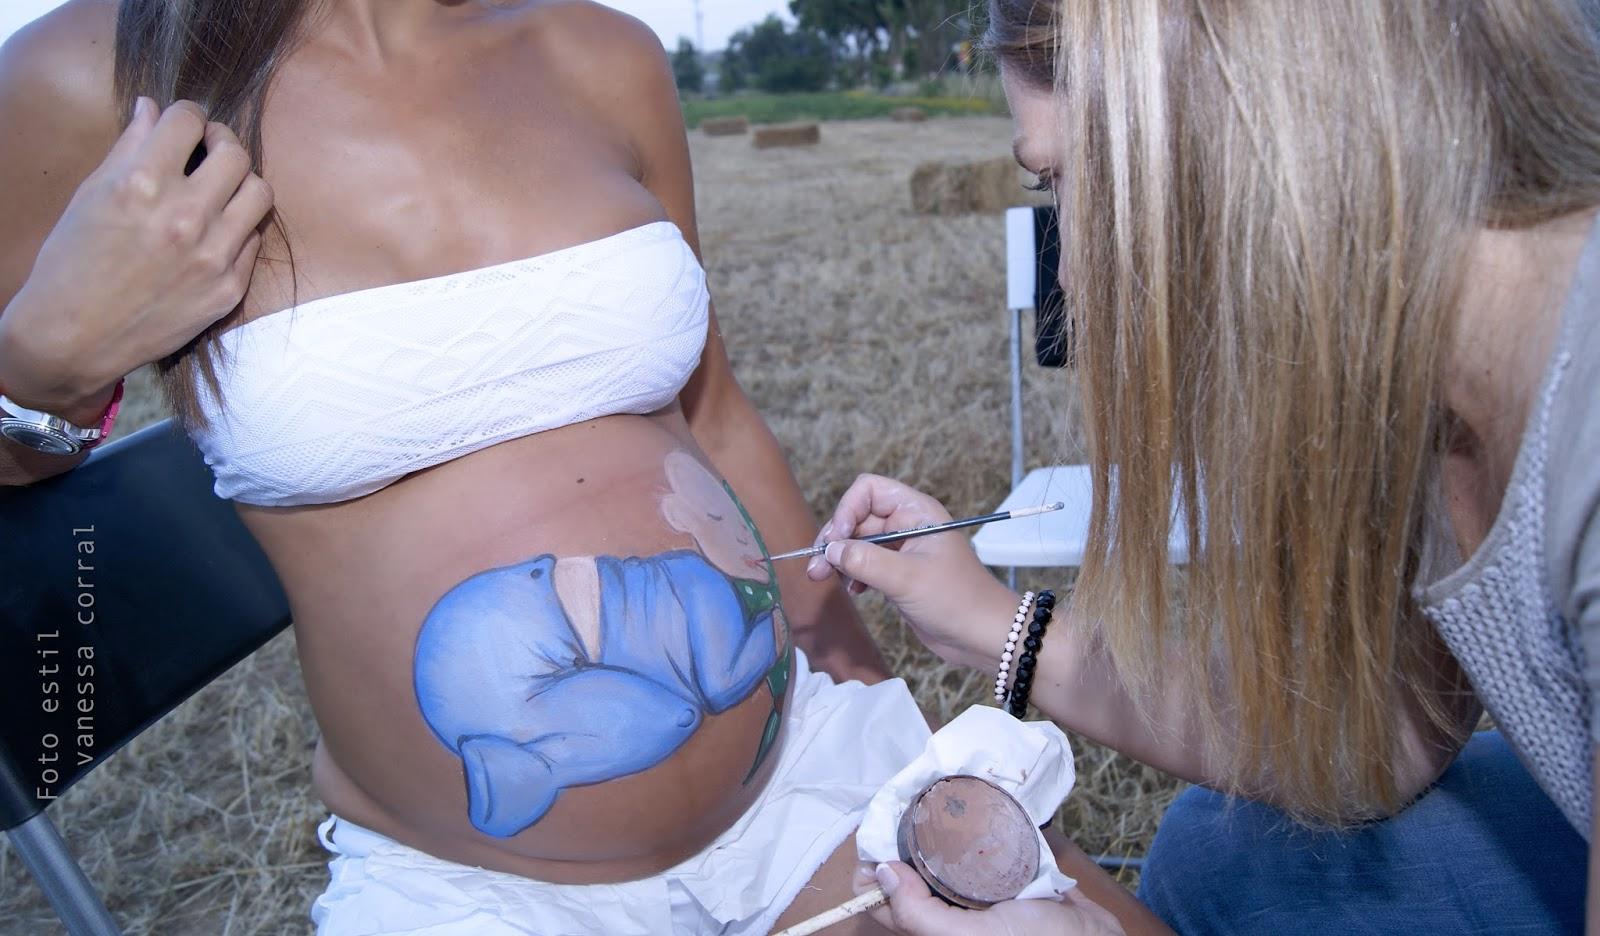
[1002,65,1060,193]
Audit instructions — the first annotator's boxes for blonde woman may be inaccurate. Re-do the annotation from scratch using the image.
[815,0,1600,932]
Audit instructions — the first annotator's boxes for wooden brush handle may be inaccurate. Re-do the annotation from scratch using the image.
[770,887,888,936]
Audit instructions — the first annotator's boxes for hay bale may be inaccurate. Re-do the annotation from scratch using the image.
[891,107,928,123]
[909,157,1026,215]
[753,122,822,149]
[701,116,750,137]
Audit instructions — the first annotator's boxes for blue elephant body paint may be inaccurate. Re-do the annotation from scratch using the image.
[413,551,779,838]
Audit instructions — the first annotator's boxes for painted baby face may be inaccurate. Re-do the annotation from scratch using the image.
[661,451,769,578]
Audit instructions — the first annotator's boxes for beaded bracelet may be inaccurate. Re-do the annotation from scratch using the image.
[994,591,1035,705]
[1006,589,1056,718]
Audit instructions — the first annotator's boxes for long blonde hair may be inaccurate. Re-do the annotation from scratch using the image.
[992,0,1600,821]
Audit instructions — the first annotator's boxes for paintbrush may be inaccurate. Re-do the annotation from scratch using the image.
[767,502,1065,563]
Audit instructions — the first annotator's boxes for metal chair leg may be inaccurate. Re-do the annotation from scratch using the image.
[7,812,122,936]
[1007,305,1026,591]
[1009,307,1026,491]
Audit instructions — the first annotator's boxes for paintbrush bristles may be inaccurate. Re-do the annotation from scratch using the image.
[1008,501,1066,519]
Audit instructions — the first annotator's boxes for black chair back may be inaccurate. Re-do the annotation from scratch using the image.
[0,420,290,832]
[1032,205,1074,368]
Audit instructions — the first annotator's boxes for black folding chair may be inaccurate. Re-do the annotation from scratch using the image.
[0,419,291,935]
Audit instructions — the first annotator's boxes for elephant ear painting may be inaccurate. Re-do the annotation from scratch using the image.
[412,452,792,838]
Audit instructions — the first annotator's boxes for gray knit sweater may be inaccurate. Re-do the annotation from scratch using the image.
[1419,218,1600,839]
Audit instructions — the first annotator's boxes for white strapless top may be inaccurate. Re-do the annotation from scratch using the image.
[189,221,710,507]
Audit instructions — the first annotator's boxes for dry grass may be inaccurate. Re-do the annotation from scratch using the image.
[0,116,1181,935]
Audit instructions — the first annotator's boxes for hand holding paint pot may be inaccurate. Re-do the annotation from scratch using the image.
[775,776,1120,935]
[857,860,1125,936]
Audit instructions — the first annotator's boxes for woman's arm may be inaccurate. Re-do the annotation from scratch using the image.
[0,3,122,482]
[595,15,889,683]
[814,474,1473,807]
[0,1,272,486]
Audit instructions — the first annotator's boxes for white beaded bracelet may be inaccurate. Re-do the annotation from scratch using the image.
[994,591,1035,705]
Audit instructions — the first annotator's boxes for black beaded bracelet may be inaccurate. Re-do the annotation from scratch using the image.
[1006,589,1055,717]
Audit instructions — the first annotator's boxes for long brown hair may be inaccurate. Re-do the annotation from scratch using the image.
[114,0,315,426]
[990,0,1600,822]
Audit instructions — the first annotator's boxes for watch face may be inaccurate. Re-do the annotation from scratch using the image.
[0,419,81,456]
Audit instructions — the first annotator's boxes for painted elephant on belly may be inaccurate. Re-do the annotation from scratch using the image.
[412,550,779,838]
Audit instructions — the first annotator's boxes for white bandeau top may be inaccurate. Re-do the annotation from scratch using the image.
[189,220,710,507]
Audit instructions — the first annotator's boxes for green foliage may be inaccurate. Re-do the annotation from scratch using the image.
[681,90,1005,129]
[787,0,979,79]
[720,49,749,93]
[725,16,834,94]
[671,38,705,94]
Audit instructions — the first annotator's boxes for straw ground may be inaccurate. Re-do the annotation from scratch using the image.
[0,115,1182,935]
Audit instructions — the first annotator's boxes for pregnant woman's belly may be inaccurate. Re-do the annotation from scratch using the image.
[239,411,794,884]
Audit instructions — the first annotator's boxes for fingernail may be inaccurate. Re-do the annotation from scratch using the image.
[851,864,876,890]
[875,863,899,896]
[806,556,824,577]
[825,541,845,565]
[135,96,153,118]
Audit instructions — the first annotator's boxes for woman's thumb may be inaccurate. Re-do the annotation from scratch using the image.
[873,862,977,935]
[824,539,911,597]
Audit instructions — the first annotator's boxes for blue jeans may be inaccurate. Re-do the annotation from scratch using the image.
[1137,732,1588,934]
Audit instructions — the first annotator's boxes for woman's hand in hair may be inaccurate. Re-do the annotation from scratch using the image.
[807,474,1020,671]
[0,97,271,417]
[854,862,1126,936]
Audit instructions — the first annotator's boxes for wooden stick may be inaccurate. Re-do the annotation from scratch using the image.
[770,887,888,936]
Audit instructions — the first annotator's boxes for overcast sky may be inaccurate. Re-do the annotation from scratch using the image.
[0,0,789,51]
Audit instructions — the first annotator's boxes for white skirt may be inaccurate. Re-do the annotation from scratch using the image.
[309,649,930,935]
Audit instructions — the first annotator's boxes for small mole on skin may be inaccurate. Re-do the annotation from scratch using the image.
[576,478,586,484]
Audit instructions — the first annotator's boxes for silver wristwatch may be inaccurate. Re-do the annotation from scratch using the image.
[0,389,118,456]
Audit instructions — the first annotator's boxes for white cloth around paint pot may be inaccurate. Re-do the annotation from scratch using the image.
[856,705,1078,901]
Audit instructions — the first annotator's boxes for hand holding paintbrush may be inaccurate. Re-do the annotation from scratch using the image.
[768,502,1064,563]
[797,477,1062,671]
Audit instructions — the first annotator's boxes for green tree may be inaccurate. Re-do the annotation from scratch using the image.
[671,37,705,94]
[720,29,750,92]
[725,16,833,94]
[790,0,888,85]
[787,0,974,80]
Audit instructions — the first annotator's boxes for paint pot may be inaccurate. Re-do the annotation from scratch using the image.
[895,774,1040,909]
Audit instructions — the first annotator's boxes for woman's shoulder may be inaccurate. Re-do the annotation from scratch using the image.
[509,0,674,104]
[0,0,118,118]
[0,0,120,152]
[498,0,682,174]
[508,0,668,70]
[0,0,120,296]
